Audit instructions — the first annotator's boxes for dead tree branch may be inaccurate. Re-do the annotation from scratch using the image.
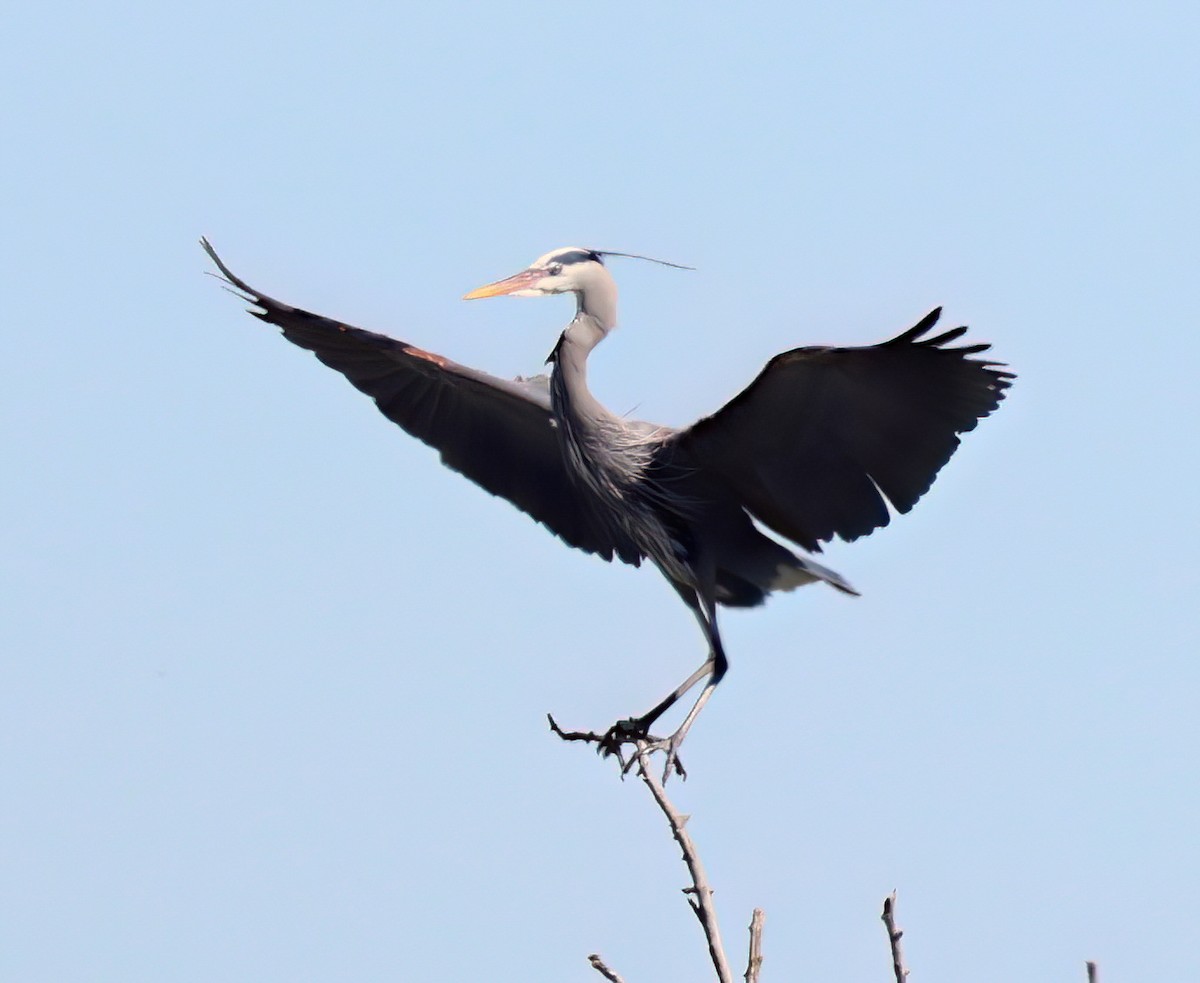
[633,737,733,983]
[881,892,909,983]
[1086,961,1098,983]
[587,953,626,983]
[744,908,765,983]
[550,714,755,983]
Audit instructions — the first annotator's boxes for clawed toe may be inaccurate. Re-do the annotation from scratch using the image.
[599,718,687,781]
[638,733,688,782]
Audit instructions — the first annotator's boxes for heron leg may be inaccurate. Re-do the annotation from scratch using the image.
[651,594,727,778]
[602,590,729,780]
[635,658,714,731]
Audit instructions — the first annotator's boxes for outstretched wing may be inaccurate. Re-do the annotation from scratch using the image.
[202,239,642,565]
[676,308,1013,553]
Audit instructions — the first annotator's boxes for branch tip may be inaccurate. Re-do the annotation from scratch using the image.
[881,891,910,983]
[744,909,765,983]
[587,953,626,983]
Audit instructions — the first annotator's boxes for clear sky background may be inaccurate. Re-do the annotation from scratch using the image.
[3,3,1197,981]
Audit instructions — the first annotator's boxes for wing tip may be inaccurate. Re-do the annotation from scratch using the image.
[893,311,1016,389]
[201,237,246,294]
[200,236,235,283]
[891,307,944,344]
[201,238,297,320]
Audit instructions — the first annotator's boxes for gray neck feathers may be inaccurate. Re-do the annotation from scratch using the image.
[574,262,618,334]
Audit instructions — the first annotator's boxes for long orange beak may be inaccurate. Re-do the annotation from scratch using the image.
[462,267,544,300]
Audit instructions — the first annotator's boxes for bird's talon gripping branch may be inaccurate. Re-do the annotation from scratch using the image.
[604,724,688,781]
[598,717,650,757]
[662,740,686,783]
[635,735,688,782]
[548,713,687,780]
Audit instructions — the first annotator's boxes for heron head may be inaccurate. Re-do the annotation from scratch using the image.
[463,247,609,301]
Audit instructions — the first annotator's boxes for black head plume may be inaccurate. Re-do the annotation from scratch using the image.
[594,250,695,271]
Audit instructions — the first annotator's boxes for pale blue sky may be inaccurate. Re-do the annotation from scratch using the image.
[3,3,1198,981]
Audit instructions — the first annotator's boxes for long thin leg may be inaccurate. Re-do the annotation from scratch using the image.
[651,593,727,776]
[635,585,725,728]
[603,589,729,779]
[637,658,714,730]
[608,593,717,740]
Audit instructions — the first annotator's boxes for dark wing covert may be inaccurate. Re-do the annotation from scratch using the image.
[202,239,642,565]
[677,308,1014,553]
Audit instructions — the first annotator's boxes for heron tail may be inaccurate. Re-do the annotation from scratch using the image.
[769,555,859,597]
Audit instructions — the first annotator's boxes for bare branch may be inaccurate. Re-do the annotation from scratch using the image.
[881,892,909,983]
[546,713,686,779]
[550,714,750,983]
[631,740,734,983]
[547,714,631,772]
[744,909,765,983]
[546,714,604,744]
[559,717,1103,983]
[588,953,627,983]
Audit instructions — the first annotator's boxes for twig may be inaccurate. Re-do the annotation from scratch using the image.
[881,892,909,983]
[545,715,605,743]
[545,713,686,779]
[1086,961,1098,983]
[744,908,765,983]
[588,953,626,983]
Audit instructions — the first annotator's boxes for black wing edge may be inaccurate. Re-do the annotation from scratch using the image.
[201,236,304,322]
[885,307,1017,389]
[200,238,644,567]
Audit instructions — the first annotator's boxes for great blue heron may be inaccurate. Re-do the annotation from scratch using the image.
[202,240,1013,772]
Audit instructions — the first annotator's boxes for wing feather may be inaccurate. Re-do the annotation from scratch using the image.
[202,239,641,565]
[677,308,1013,552]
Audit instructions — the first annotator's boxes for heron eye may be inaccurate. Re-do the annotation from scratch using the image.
[548,263,563,276]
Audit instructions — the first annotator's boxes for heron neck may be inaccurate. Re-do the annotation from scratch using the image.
[576,281,617,334]
[563,311,608,354]
[549,314,612,423]
[548,272,617,420]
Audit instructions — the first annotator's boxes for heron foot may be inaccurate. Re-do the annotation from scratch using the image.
[545,713,687,781]
[636,732,689,783]
[599,718,688,782]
